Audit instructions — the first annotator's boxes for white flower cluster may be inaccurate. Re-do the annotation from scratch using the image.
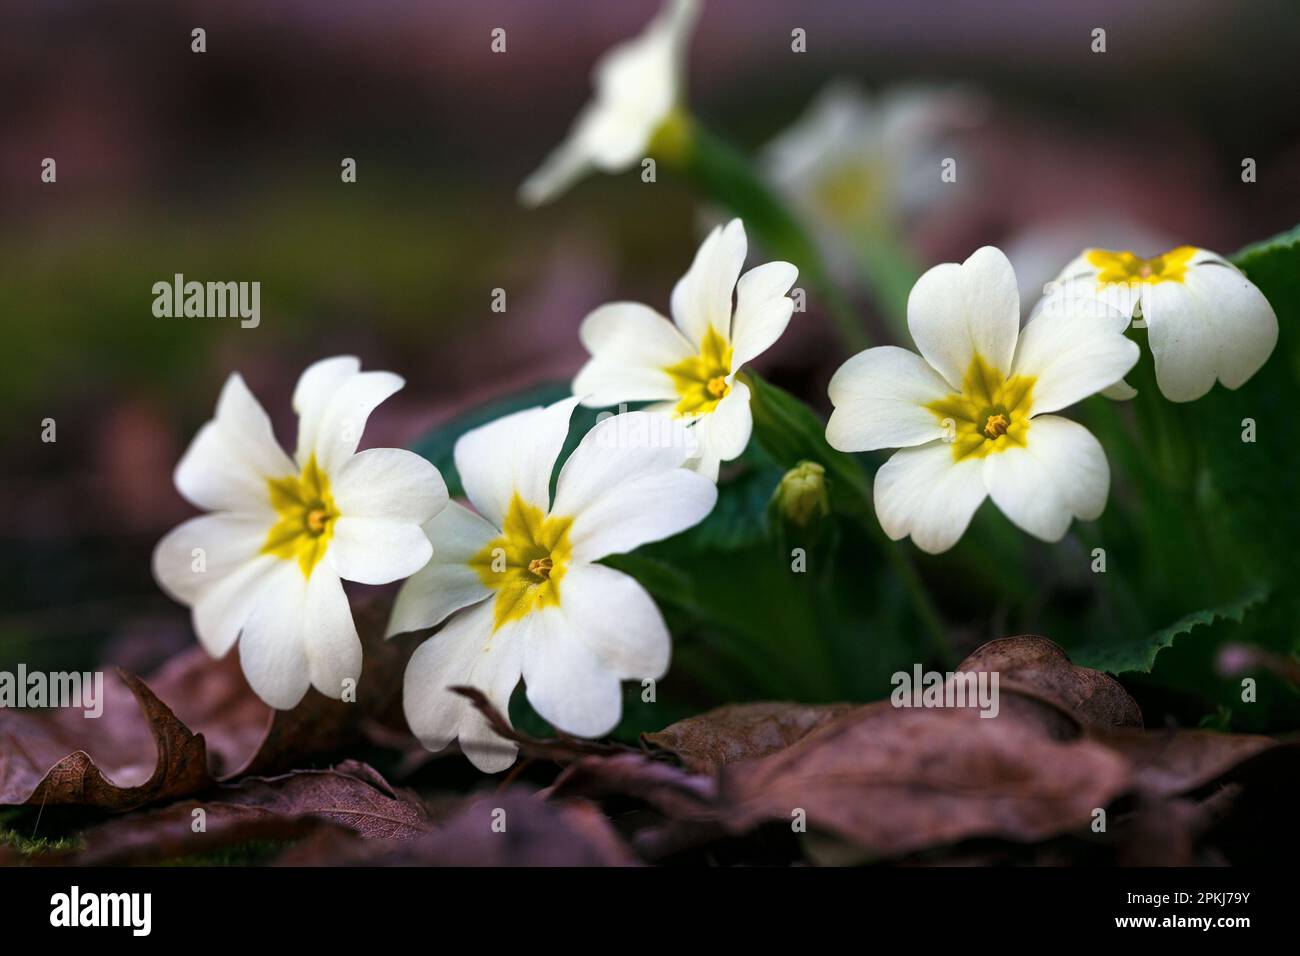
[153,0,1279,771]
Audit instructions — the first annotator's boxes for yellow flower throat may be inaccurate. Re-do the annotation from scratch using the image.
[1087,246,1196,287]
[665,326,732,417]
[262,455,338,577]
[926,355,1036,461]
[471,493,574,631]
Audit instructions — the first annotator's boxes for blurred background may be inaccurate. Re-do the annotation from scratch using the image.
[3,0,1299,724]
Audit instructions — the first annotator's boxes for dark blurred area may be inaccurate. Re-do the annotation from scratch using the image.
[3,0,1299,674]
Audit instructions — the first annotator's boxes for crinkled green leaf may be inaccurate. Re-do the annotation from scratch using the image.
[1074,586,1269,674]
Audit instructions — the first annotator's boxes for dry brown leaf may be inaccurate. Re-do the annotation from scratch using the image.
[714,702,1132,860]
[642,701,854,773]
[958,635,1144,731]
[1093,727,1278,797]
[276,790,637,866]
[0,668,212,811]
[25,759,429,865]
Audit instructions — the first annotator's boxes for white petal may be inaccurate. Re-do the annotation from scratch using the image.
[192,554,282,658]
[693,380,752,464]
[729,261,798,370]
[331,447,448,524]
[1102,379,1138,401]
[1011,293,1139,415]
[518,122,596,207]
[301,569,362,700]
[518,0,697,205]
[983,416,1109,542]
[1037,273,1142,322]
[328,517,433,586]
[522,608,623,739]
[907,246,1020,388]
[386,501,497,637]
[552,411,717,561]
[561,563,671,680]
[670,218,747,347]
[291,356,360,458]
[1145,259,1279,401]
[573,302,693,406]
[237,563,313,709]
[587,0,695,165]
[826,345,952,452]
[402,601,523,773]
[685,445,721,482]
[175,374,296,513]
[293,357,403,473]
[453,396,579,527]
[152,512,271,606]
[873,442,987,554]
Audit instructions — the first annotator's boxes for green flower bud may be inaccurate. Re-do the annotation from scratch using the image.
[771,460,829,528]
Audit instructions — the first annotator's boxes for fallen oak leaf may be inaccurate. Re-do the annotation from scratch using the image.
[0,668,212,811]
[642,701,854,773]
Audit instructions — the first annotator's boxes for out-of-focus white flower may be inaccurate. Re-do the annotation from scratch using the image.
[1048,247,1279,402]
[153,357,447,708]
[826,247,1138,554]
[519,0,699,206]
[390,399,717,772]
[761,82,982,243]
[572,218,798,480]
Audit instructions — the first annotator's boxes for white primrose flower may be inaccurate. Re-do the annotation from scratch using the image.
[389,398,717,773]
[1047,246,1279,402]
[826,247,1139,555]
[572,218,798,481]
[519,0,699,206]
[153,356,448,709]
[762,82,981,244]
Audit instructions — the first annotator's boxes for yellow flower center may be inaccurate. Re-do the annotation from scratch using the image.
[982,413,1009,439]
[262,455,339,577]
[812,160,883,226]
[470,493,574,630]
[665,326,733,417]
[1086,246,1196,287]
[926,355,1036,461]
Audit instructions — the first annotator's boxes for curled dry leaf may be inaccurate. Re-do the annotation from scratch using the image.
[957,635,1144,731]
[25,760,429,866]
[642,701,854,773]
[0,668,212,811]
[276,790,638,867]
[159,598,419,781]
[0,598,424,812]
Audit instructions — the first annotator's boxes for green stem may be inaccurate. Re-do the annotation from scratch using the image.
[743,372,956,667]
[851,221,920,340]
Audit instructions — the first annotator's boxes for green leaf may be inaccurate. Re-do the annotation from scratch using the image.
[1073,585,1269,674]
